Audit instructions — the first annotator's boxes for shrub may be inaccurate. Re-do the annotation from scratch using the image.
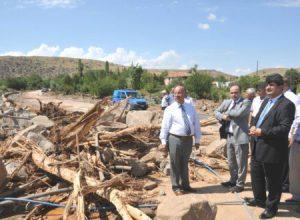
[185,73,213,99]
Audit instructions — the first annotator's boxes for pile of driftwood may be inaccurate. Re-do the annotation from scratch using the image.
[0,97,225,219]
[0,99,163,219]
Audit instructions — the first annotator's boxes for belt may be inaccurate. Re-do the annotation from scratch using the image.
[227,132,234,136]
[169,133,192,139]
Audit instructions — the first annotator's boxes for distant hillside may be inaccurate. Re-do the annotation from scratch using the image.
[148,69,235,79]
[0,56,125,78]
[0,56,235,79]
[248,67,300,78]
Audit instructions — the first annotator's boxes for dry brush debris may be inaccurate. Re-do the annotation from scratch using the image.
[0,97,226,219]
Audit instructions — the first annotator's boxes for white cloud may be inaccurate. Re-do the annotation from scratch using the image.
[267,0,300,7]
[1,45,184,69]
[103,48,145,66]
[1,51,25,56]
[207,13,217,21]
[20,0,83,8]
[206,13,226,22]
[144,50,180,69]
[198,23,210,30]
[179,64,189,70]
[234,68,252,76]
[27,43,59,56]
[59,47,84,58]
[84,47,104,60]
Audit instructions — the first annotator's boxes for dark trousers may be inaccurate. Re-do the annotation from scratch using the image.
[168,134,193,190]
[251,159,284,213]
[281,148,290,190]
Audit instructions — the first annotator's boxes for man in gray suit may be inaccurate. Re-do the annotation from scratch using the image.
[215,84,251,192]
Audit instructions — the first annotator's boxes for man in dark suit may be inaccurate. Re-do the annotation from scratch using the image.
[246,74,295,219]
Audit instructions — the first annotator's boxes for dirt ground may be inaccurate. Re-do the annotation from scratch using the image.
[10,91,300,220]
[15,90,97,113]
[154,170,300,220]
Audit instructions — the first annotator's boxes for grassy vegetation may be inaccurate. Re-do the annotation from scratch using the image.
[1,62,298,101]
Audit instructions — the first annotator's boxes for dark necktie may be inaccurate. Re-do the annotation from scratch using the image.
[180,104,191,135]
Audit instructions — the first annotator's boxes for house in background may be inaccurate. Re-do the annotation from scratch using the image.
[212,81,231,88]
[164,71,190,85]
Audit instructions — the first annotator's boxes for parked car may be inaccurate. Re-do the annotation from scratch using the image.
[112,89,148,110]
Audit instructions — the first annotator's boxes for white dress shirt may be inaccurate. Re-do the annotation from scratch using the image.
[251,96,266,118]
[161,95,169,108]
[284,89,298,105]
[228,98,241,133]
[289,94,300,141]
[159,101,201,145]
[185,96,195,106]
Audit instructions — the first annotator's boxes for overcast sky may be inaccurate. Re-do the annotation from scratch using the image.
[1,0,300,75]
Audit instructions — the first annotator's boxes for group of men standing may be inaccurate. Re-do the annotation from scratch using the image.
[159,73,299,219]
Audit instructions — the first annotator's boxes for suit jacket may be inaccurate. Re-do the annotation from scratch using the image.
[250,95,295,163]
[215,98,251,145]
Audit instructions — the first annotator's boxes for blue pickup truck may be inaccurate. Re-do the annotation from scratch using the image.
[112,89,148,110]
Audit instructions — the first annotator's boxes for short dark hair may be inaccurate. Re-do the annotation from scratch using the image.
[256,82,267,91]
[265,73,284,86]
[229,82,241,90]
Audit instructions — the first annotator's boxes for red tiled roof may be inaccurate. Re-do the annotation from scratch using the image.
[167,71,189,78]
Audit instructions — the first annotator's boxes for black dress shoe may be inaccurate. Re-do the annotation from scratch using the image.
[282,185,289,193]
[230,186,244,193]
[259,210,276,219]
[244,197,266,208]
[173,189,184,196]
[221,181,236,188]
[182,186,198,193]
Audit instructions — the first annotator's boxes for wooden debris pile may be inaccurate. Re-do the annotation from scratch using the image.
[0,97,226,219]
[0,99,160,219]
[37,99,67,119]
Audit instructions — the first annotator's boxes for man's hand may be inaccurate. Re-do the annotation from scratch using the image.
[194,143,200,150]
[159,144,169,158]
[249,127,262,137]
[289,137,295,148]
[222,114,230,121]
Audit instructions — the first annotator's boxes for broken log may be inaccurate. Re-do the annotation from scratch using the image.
[100,124,161,140]
[31,150,151,220]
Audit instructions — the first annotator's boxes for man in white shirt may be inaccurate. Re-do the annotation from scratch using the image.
[251,83,267,120]
[284,79,298,105]
[246,88,256,102]
[161,90,170,110]
[282,79,298,192]
[160,85,201,195]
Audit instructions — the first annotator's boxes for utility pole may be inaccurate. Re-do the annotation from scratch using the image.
[256,60,259,75]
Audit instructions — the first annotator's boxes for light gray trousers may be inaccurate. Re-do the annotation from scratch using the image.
[227,135,249,187]
[168,134,193,190]
[289,142,300,200]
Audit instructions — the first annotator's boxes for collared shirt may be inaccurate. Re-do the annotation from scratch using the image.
[228,98,241,133]
[289,94,300,141]
[159,101,201,145]
[185,96,195,106]
[251,96,266,118]
[256,94,282,128]
[161,95,169,108]
[284,89,298,105]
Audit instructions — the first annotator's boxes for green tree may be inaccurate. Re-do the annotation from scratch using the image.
[105,61,110,74]
[285,68,300,87]
[237,75,261,91]
[185,72,213,99]
[5,77,27,90]
[130,65,143,90]
[78,59,84,77]
[215,75,227,83]
[26,74,43,89]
